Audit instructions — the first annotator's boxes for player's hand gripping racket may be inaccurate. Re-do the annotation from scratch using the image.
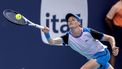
[3,9,44,29]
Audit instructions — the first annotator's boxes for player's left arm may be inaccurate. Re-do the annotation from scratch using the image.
[101,34,119,56]
[90,28,116,49]
[90,28,119,56]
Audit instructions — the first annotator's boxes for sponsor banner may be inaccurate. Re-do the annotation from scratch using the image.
[41,0,88,44]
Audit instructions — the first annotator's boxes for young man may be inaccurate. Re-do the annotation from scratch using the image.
[42,13,119,69]
[105,0,122,68]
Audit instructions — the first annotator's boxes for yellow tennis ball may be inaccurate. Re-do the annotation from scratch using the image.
[15,14,22,20]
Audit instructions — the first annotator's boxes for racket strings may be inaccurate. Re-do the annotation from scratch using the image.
[3,10,27,25]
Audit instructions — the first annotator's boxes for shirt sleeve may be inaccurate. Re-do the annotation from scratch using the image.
[106,4,118,19]
[60,33,69,45]
[90,28,104,40]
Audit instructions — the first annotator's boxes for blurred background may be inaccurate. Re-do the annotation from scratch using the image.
[0,0,121,69]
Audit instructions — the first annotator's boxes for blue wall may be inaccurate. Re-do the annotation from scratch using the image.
[0,0,121,69]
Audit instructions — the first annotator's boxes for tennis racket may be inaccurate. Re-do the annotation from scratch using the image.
[3,9,44,29]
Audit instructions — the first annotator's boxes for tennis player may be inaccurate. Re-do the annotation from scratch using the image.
[42,13,119,69]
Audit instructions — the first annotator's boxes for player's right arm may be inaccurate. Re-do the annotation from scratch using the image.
[42,27,63,45]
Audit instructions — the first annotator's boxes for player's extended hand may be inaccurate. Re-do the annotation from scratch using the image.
[42,27,49,33]
[112,46,119,56]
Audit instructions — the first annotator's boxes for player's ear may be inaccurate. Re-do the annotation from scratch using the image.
[77,19,82,27]
[78,22,81,27]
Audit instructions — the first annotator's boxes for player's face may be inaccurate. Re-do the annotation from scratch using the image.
[67,16,81,29]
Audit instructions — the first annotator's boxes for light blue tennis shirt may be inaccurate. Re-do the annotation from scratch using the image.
[61,28,107,59]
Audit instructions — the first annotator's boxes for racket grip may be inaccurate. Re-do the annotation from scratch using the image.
[35,24,44,29]
[28,23,44,29]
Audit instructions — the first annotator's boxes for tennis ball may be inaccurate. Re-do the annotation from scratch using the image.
[15,14,22,20]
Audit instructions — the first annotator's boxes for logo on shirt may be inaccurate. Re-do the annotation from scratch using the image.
[40,0,88,44]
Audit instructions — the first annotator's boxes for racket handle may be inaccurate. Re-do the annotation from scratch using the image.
[35,24,44,29]
[28,23,44,29]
